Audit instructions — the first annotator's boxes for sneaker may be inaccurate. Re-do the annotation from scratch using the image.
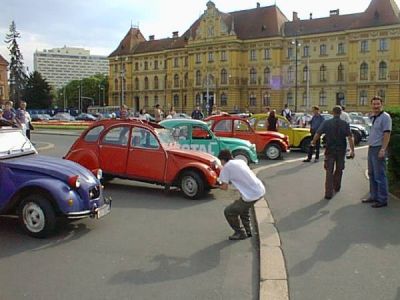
[228,231,248,240]
[303,159,311,162]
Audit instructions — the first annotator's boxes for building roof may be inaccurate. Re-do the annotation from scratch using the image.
[284,0,400,36]
[0,54,8,66]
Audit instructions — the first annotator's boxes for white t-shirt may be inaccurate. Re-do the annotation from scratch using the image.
[340,111,351,123]
[219,159,265,202]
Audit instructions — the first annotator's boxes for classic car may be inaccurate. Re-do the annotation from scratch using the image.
[204,115,289,160]
[64,119,221,200]
[0,126,110,238]
[248,113,312,152]
[159,119,259,164]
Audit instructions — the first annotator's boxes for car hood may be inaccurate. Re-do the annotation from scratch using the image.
[292,127,310,133]
[165,146,217,163]
[217,136,253,147]
[3,154,97,184]
[256,130,287,139]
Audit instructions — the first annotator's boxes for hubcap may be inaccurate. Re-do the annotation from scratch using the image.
[234,154,249,164]
[182,176,198,197]
[266,146,280,160]
[22,202,45,233]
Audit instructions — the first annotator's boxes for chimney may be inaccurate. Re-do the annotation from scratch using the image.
[172,31,179,38]
[149,35,155,41]
[310,13,313,19]
[256,2,260,8]
[330,9,339,16]
[293,11,299,21]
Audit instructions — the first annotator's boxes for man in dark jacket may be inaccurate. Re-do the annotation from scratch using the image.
[303,106,324,162]
[311,106,355,199]
[191,106,204,120]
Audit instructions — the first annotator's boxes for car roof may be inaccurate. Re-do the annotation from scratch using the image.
[87,118,164,129]
[160,118,207,126]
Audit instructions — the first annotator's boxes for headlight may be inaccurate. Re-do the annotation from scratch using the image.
[92,168,103,180]
[68,175,81,189]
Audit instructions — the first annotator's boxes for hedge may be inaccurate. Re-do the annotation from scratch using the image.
[386,106,400,197]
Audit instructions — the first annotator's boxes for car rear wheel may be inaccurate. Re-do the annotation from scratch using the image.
[301,137,312,153]
[265,143,282,160]
[232,150,250,164]
[352,130,361,146]
[180,170,205,200]
[18,195,56,238]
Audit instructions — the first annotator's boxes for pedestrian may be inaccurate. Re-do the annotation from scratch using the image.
[166,106,177,119]
[362,96,392,208]
[218,149,266,240]
[340,105,351,123]
[16,101,32,139]
[281,104,292,123]
[265,110,279,131]
[2,101,17,125]
[303,106,324,162]
[310,106,355,200]
[154,104,163,122]
[138,108,149,121]
[211,105,221,115]
[264,106,271,115]
[119,104,129,119]
[191,106,204,120]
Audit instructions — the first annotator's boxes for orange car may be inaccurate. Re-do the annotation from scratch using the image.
[65,119,221,199]
[204,114,289,160]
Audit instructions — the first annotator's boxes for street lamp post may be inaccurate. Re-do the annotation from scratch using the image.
[292,39,301,112]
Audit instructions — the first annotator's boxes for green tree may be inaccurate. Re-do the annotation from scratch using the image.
[4,21,27,105]
[24,71,52,108]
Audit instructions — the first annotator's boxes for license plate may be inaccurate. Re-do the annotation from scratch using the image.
[96,203,111,219]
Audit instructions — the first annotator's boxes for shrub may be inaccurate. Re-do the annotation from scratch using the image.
[386,106,400,197]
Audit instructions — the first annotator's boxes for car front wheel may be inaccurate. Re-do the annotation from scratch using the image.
[265,143,282,160]
[180,170,205,200]
[18,195,56,238]
[232,150,250,164]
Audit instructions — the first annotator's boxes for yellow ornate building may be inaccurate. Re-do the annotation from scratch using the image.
[109,0,400,113]
[0,54,9,104]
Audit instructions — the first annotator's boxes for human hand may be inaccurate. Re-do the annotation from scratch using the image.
[378,148,386,159]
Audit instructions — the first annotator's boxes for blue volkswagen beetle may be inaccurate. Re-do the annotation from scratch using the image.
[0,125,111,238]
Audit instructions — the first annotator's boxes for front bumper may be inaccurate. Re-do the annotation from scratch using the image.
[65,197,112,219]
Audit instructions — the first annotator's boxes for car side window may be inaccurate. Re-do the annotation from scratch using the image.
[192,125,212,139]
[214,120,232,132]
[278,119,289,129]
[131,127,160,149]
[171,125,189,141]
[84,125,104,142]
[234,120,251,132]
[102,126,130,146]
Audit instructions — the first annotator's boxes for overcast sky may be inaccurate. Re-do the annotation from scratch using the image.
[1,0,399,71]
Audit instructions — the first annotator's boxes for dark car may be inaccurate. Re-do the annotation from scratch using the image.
[0,127,111,238]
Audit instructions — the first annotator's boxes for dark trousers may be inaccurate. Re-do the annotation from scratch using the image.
[224,198,259,233]
[307,132,320,160]
[324,149,346,198]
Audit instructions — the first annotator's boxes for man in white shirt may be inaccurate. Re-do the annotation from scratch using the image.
[218,150,266,240]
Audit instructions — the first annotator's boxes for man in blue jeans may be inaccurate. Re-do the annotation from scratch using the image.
[362,96,392,208]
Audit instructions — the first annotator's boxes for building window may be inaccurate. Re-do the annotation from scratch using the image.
[164,59,167,69]
[319,89,327,106]
[378,61,387,80]
[263,93,271,106]
[135,62,139,70]
[320,44,327,56]
[303,66,308,82]
[221,50,227,61]
[144,96,149,107]
[114,78,118,91]
[264,48,270,60]
[302,92,308,106]
[154,60,158,70]
[377,89,385,100]
[174,74,179,88]
[135,77,139,90]
[337,43,345,55]
[338,64,344,81]
[154,95,159,105]
[250,49,256,61]
[287,47,293,58]
[184,73,188,87]
[154,76,159,89]
[303,45,309,57]
[221,69,228,85]
[196,53,201,64]
[360,62,368,80]
[173,94,179,107]
[114,64,118,73]
[379,38,388,51]
[208,52,214,62]
[196,70,201,86]
[195,93,201,106]
[288,66,294,83]
[359,90,368,106]
[249,94,256,106]
[287,91,293,106]
[360,40,369,53]
[250,68,257,84]
[221,93,228,106]
[320,65,327,82]
[264,67,271,84]
[144,77,149,90]
[174,57,179,68]
[184,57,188,67]
[144,61,148,70]
[184,94,187,107]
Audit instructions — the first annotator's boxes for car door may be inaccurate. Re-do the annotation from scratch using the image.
[126,126,166,182]
[277,118,294,145]
[212,119,233,138]
[233,119,257,144]
[99,125,130,175]
[190,124,220,156]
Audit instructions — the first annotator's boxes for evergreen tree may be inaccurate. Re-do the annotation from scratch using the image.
[24,71,52,109]
[4,20,27,106]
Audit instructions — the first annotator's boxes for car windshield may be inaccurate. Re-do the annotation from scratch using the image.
[0,130,36,159]
[155,128,177,146]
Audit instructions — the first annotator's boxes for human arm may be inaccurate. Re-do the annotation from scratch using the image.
[219,182,229,190]
[347,135,355,158]
[379,132,391,159]
[310,133,321,147]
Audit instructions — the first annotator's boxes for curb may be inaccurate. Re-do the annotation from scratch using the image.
[35,142,55,152]
[32,130,81,136]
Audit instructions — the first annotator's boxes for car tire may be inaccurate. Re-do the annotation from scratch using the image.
[265,143,282,160]
[301,137,312,153]
[352,130,361,146]
[180,170,205,200]
[18,195,56,238]
[232,150,250,164]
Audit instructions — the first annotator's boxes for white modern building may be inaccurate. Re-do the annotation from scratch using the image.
[34,46,109,90]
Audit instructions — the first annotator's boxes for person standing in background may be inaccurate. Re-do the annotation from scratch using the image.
[303,106,324,162]
[191,106,204,120]
[154,104,163,122]
[281,104,292,123]
[16,101,32,139]
[362,96,392,208]
[265,110,279,131]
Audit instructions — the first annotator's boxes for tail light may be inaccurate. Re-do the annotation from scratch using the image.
[92,168,103,180]
[68,175,81,189]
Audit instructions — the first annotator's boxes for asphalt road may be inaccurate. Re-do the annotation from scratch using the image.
[0,133,260,300]
[259,146,400,300]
